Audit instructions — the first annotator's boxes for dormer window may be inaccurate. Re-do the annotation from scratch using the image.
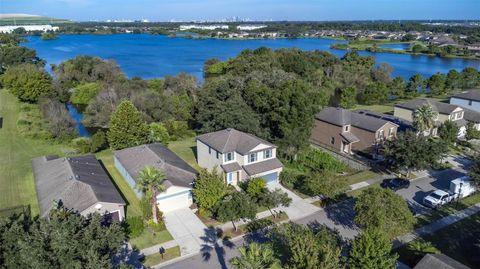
[345,125,349,132]
[264,149,272,159]
[249,153,257,163]
[224,152,234,162]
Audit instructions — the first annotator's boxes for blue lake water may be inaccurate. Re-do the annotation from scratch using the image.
[65,103,90,137]
[379,43,410,51]
[24,34,480,81]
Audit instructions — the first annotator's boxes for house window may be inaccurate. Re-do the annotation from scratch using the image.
[330,137,335,145]
[379,130,385,139]
[388,127,394,137]
[208,147,211,154]
[224,152,234,162]
[227,173,233,184]
[345,125,349,132]
[216,151,219,159]
[249,153,257,163]
[264,149,272,159]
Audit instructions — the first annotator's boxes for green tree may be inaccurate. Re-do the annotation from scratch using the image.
[413,104,438,133]
[388,76,406,99]
[348,228,398,269]
[245,178,266,197]
[90,130,107,152]
[230,243,281,269]
[355,187,415,238]
[406,73,424,97]
[468,156,480,189]
[339,87,357,109]
[302,171,347,200]
[136,166,166,224]
[0,45,44,74]
[70,82,102,105]
[465,122,480,140]
[1,64,52,102]
[427,73,447,96]
[438,120,459,144]
[216,192,256,231]
[360,82,388,105]
[461,67,480,89]
[411,44,424,53]
[445,69,462,91]
[192,169,227,211]
[107,100,148,150]
[41,32,58,40]
[147,122,170,145]
[258,188,292,218]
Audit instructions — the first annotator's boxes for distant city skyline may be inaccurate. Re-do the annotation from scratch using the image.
[2,0,480,22]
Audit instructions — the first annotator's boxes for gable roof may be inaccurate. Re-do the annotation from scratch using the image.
[452,90,480,102]
[463,107,480,123]
[32,155,125,218]
[414,254,471,269]
[196,128,275,155]
[114,143,197,188]
[395,99,460,115]
[315,107,397,132]
[353,109,413,132]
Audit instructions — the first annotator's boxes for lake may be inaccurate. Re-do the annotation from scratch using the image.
[25,34,480,81]
[379,43,410,51]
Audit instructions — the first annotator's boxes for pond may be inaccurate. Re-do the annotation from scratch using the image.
[378,43,410,51]
[66,103,91,137]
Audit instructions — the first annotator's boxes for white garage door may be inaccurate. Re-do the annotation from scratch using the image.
[260,172,279,184]
[157,190,192,212]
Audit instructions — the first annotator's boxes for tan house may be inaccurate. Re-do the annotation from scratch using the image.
[394,99,480,138]
[310,107,398,157]
[196,128,283,186]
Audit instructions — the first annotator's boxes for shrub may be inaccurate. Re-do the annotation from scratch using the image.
[147,211,166,231]
[246,178,266,198]
[125,217,145,238]
[90,130,106,152]
[279,170,302,189]
[70,82,101,105]
[246,218,274,233]
[72,137,92,154]
[164,120,194,141]
[295,149,347,173]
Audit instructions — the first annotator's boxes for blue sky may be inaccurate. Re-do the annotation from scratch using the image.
[2,0,479,21]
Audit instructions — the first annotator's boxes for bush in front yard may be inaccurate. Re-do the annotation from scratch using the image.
[279,170,301,189]
[125,216,145,238]
[246,218,274,233]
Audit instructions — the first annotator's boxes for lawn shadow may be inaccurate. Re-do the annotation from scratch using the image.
[113,243,147,269]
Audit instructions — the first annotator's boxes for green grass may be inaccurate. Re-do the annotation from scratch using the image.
[142,246,181,267]
[168,136,199,170]
[342,170,382,186]
[130,228,174,250]
[353,103,394,114]
[415,192,480,228]
[396,213,480,268]
[0,90,74,216]
[96,149,142,218]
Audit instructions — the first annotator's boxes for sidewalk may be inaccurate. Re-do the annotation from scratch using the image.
[139,240,179,256]
[393,203,480,248]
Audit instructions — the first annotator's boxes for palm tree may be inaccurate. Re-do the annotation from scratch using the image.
[413,104,438,134]
[136,166,166,224]
[229,242,280,269]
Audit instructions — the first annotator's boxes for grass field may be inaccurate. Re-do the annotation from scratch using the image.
[0,90,74,215]
[168,136,199,170]
[143,246,181,267]
[396,212,480,268]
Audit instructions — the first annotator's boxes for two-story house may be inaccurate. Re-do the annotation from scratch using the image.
[450,90,480,113]
[310,107,399,158]
[196,128,283,186]
[394,99,480,138]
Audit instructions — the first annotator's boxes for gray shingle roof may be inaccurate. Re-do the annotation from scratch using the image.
[353,109,413,132]
[114,143,197,188]
[243,158,283,176]
[221,162,242,173]
[32,155,125,218]
[196,128,275,155]
[315,107,396,132]
[462,107,480,123]
[414,254,471,269]
[396,99,459,115]
[452,90,480,102]
[340,132,360,143]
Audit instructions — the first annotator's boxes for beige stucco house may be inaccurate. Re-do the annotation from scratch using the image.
[196,128,283,186]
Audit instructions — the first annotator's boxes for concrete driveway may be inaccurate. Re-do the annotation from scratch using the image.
[267,182,320,220]
[164,208,207,256]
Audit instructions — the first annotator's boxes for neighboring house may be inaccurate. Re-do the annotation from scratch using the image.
[414,254,471,269]
[450,90,480,112]
[32,155,126,221]
[114,143,197,212]
[196,128,283,186]
[394,99,480,138]
[310,107,398,158]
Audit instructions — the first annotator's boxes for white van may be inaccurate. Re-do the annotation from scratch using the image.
[450,176,476,199]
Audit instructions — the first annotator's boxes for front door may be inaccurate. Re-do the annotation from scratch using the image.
[342,142,350,153]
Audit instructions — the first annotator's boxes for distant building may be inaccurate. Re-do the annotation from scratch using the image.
[414,254,471,269]
[236,25,267,31]
[32,155,126,221]
[0,24,59,33]
[179,24,229,31]
[450,90,480,113]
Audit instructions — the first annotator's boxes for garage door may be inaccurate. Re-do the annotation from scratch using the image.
[260,172,278,184]
[157,190,193,212]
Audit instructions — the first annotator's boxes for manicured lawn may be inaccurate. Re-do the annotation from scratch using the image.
[96,149,142,218]
[142,246,181,267]
[130,228,174,250]
[0,90,74,216]
[342,170,382,186]
[353,103,394,114]
[396,213,480,268]
[415,192,480,228]
[168,136,200,170]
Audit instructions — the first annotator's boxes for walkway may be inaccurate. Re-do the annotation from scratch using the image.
[140,240,179,256]
[163,208,208,256]
[393,203,480,248]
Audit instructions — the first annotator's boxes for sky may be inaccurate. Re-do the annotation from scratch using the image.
[1,0,480,22]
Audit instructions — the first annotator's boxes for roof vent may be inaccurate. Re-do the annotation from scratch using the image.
[75,174,79,179]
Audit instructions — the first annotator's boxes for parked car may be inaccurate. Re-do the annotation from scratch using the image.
[381,178,410,191]
[422,190,457,208]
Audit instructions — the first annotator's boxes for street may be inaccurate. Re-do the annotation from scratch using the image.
[158,168,468,269]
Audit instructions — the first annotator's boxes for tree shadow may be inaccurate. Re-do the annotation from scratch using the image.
[113,243,147,269]
[190,146,198,163]
[200,226,235,269]
[324,199,358,229]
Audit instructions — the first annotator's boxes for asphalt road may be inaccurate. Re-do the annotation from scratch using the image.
[158,168,467,269]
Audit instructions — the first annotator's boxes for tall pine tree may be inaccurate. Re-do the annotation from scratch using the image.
[348,228,398,269]
[107,100,148,150]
